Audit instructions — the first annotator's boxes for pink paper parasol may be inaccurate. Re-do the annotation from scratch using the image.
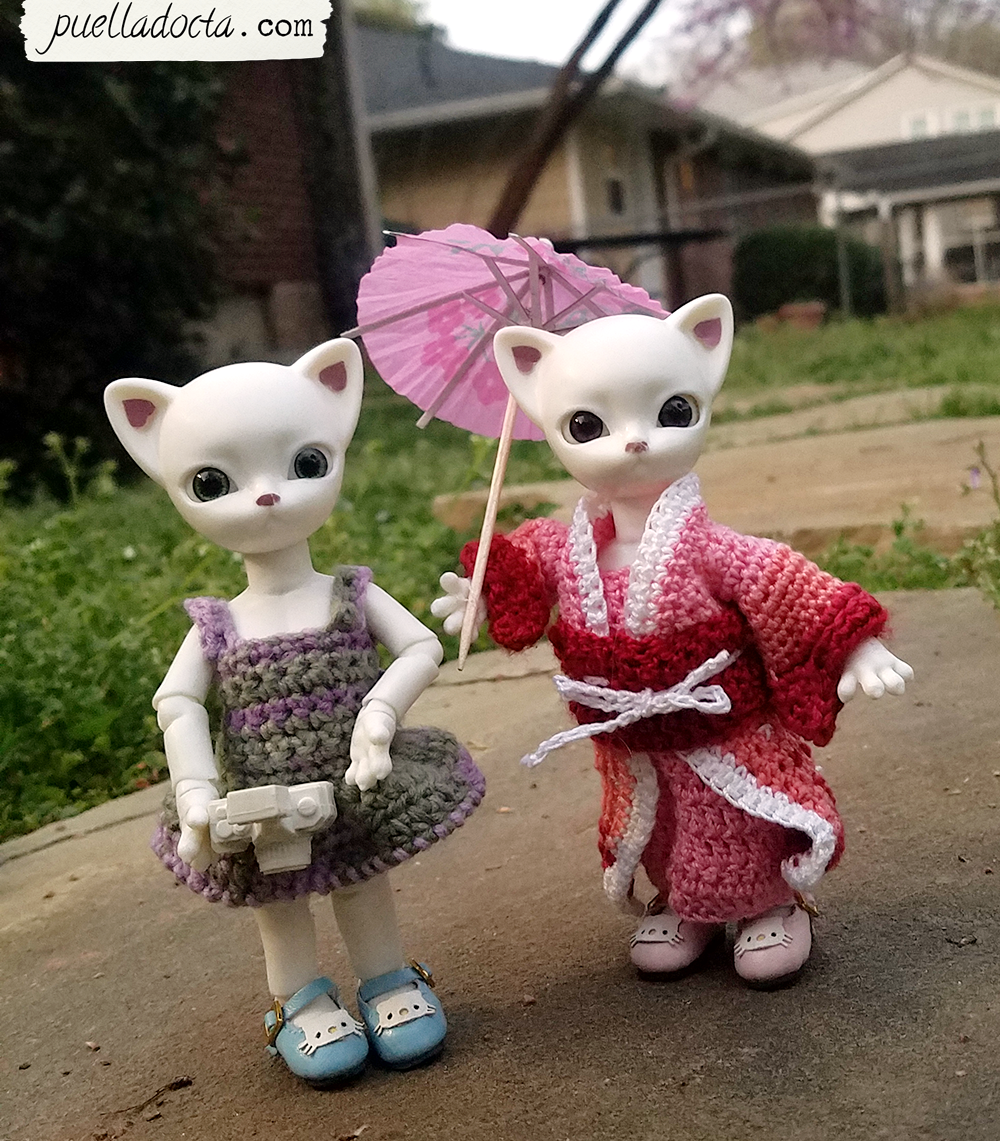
[347,223,668,663]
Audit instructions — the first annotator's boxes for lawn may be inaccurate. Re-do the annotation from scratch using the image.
[3,303,1000,840]
[725,301,1000,399]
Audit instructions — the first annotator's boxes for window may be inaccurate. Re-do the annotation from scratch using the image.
[979,105,997,130]
[906,113,930,139]
[606,177,626,216]
[953,108,972,133]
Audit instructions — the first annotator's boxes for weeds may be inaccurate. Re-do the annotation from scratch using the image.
[0,402,558,839]
[5,302,1000,839]
[953,442,1000,612]
[818,507,964,592]
[726,302,1000,398]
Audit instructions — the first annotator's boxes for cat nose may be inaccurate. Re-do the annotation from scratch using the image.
[624,440,648,454]
[256,493,280,506]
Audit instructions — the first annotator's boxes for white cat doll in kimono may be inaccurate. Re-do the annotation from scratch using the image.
[105,339,483,1084]
[434,295,910,986]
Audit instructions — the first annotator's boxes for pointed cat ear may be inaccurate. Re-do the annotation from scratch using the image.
[664,293,734,397]
[292,338,364,446]
[104,378,179,484]
[493,326,562,425]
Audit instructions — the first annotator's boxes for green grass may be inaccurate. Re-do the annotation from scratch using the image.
[726,302,1000,398]
[5,302,1000,839]
[0,397,563,840]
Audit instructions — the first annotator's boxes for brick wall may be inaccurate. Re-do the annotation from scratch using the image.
[216,60,319,288]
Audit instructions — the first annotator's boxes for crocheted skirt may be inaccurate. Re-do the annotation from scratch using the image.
[152,727,484,907]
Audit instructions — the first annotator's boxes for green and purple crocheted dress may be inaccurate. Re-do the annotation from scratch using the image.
[152,566,485,907]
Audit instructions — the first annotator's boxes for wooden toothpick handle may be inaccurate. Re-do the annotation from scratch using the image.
[458,393,519,668]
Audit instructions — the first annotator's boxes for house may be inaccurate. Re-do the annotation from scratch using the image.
[361,24,816,308]
[206,22,817,362]
[701,55,1000,294]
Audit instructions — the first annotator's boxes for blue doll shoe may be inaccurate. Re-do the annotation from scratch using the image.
[356,961,447,1069]
[264,976,369,1085]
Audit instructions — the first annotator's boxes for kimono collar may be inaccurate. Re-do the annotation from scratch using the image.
[569,471,703,638]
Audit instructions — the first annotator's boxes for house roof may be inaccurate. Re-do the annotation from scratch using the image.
[699,54,1000,144]
[698,59,871,125]
[823,129,1000,195]
[774,55,1000,144]
[355,22,813,172]
[355,24,561,130]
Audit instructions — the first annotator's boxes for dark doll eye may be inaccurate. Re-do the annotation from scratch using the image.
[291,447,329,479]
[657,395,697,428]
[566,410,607,443]
[191,467,232,501]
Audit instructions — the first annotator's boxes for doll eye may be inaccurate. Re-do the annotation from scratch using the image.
[657,395,697,428]
[291,447,329,479]
[566,410,607,443]
[191,467,232,501]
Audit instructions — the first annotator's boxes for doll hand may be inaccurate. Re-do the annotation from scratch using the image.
[837,638,914,702]
[431,572,486,638]
[175,779,218,872]
[346,701,396,791]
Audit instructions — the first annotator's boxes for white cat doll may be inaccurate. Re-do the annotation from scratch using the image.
[106,339,483,1083]
[434,295,910,987]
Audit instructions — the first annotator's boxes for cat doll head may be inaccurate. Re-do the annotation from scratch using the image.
[105,339,364,556]
[493,294,734,501]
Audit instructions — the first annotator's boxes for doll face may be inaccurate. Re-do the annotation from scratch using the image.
[539,342,715,500]
[105,339,364,557]
[494,299,734,503]
[157,367,346,555]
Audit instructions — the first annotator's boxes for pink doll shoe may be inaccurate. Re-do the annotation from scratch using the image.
[629,900,723,974]
[733,902,813,987]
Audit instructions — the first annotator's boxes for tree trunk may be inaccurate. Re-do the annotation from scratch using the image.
[290,0,381,333]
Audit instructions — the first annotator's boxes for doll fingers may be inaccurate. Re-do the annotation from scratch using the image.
[856,666,886,698]
[837,672,858,703]
[177,825,211,871]
[438,571,470,599]
[442,609,465,637]
[346,751,391,792]
[878,666,908,695]
[183,803,210,829]
[430,594,459,620]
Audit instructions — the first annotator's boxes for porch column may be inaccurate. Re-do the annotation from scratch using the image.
[922,203,946,283]
[897,205,919,287]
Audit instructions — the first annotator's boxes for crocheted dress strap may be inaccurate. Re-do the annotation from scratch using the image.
[336,565,373,608]
[183,596,238,662]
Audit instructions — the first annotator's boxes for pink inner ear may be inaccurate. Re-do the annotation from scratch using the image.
[319,362,348,392]
[511,345,542,374]
[123,398,157,428]
[692,318,722,349]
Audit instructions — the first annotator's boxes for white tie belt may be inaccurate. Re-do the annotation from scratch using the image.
[520,648,740,768]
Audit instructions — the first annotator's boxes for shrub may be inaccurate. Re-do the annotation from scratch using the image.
[732,225,886,322]
[0,5,227,491]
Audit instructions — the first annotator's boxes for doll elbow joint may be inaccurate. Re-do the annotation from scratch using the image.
[155,693,205,733]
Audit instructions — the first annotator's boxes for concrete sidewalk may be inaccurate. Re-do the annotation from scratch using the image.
[435,409,1000,558]
[2,589,999,1141]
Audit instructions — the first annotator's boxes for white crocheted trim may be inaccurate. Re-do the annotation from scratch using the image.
[625,472,702,637]
[602,751,658,912]
[566,474,702,638]
[569,495,610,636]
[681,745,838,891]
[519,649,737,768]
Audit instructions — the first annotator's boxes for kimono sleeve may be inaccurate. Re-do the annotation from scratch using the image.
[460,517,564,652]
[704,523,888,745]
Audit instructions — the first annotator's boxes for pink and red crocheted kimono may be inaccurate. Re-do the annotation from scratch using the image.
[462,473,888,923]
